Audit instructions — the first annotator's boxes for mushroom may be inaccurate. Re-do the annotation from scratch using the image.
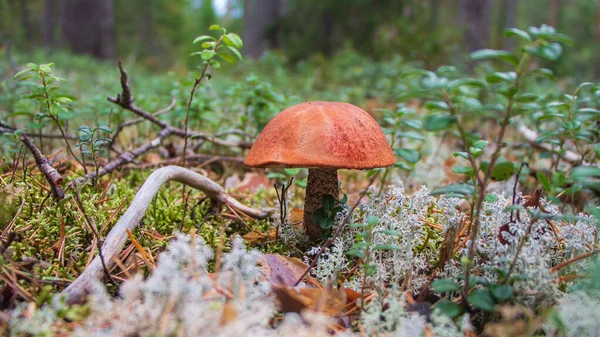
[244,101,395,240]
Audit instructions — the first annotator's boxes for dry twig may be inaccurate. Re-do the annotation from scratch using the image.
[60,166,273,304]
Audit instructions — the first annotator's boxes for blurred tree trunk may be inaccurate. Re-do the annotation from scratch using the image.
[595,0,600,78]
[243,0,286,58]
[548,0,562,27]
[43,0,57,48]
[61,0,114,59]
[20,0,33,42]
[504,0,518,51]
[461,0,491,52]
[430,0,441,32]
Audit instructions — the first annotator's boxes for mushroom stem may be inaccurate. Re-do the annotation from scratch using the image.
[304,168,339,240]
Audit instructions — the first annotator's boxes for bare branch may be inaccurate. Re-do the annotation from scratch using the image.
[20,134,65,199]
[60,166,274,304]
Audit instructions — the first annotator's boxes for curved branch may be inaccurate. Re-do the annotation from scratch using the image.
[60,166,273,304]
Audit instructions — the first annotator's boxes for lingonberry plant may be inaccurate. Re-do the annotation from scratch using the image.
[13,63,87,173]
[396,25,599,316]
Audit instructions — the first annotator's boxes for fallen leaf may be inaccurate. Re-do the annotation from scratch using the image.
[235,172,270,194]
[219,302,238,326]
[289,207,304,224]
[242,228,277,245]
[273,285,346,316]
[258,254,317,287]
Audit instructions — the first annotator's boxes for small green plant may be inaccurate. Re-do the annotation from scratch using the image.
[397,25,587,304]
[182,24,243,166]
[267,168,307,189]
[76,124,113,189]
[13,63,87,173]
[312,194,347,239]
[377,104,425,194]
[229,74,286,133]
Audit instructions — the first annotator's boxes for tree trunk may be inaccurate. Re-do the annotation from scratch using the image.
[548,0,562,27]
[461,0,491,52]
[504,0,518,51]
[430,0,441,32]
[43,0,57,48]
[61,0,114,59]
[20,0,33,42]
[243,0,286,58]
[595,0,600,79]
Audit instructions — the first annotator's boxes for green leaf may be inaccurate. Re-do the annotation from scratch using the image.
[13,69,32,79]
[345,249,365,259]
[524,43,562,61]
[452,166,474,176]
[401,120,423,130]
[570,166,600,179]
[266,172,287,180]
[445,78,485,91]
[423,113,456,131]
[366,215,379,226]
[322,194,336,212]
[471,49,519,66]
[472,140,489,149]
[434,300,463,318]
[208,24,222,31]
[468,289,495,312]
[537,172,552,191]
[515,93,539,103]
[527,68,556,81]
[430,183,475,196]
[395,148,419,163]
[490,284,513,301]
[431,279,460,293]
[454,152,469,160]
[397,131,425,141]
[503,28,532,42]
[480,160,517,181]
[223,33,243,49]
[373,244,401,251]
[218,52,237,64]
[27,63,39,71]
[424,101,449,111]
[39,64,52,73]
[225,46,243,60]
[200,50,216,61]
[96,125,113,133]
[485,72,517,84]
[192,35,216,44]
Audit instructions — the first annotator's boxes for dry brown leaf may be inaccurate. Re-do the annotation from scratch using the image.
[272,285,346,316]
[258,254,318,287]
[219,302,238,326]
[242,228,277,245]
[289,207,304,224]
[235,172,270,194]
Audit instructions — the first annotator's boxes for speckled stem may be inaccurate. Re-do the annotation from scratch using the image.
[304,168,339,241]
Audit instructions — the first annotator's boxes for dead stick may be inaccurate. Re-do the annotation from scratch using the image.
[20,134,65,199]
[59,166,273,304]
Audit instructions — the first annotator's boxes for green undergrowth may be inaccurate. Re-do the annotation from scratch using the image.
[0,168,282,302]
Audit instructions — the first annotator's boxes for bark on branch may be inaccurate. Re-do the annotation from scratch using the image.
[60,166,273,304]
[107,62,252,150]
[20,134,65,199]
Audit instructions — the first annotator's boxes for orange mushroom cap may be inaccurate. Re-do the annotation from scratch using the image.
[244,101,396,169]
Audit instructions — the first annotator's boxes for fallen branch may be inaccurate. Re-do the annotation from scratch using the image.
[107,62,252,150]
[111,96,177,146]
[20,134,65,199]
[60,166,273,304]
[120,154,245,170]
